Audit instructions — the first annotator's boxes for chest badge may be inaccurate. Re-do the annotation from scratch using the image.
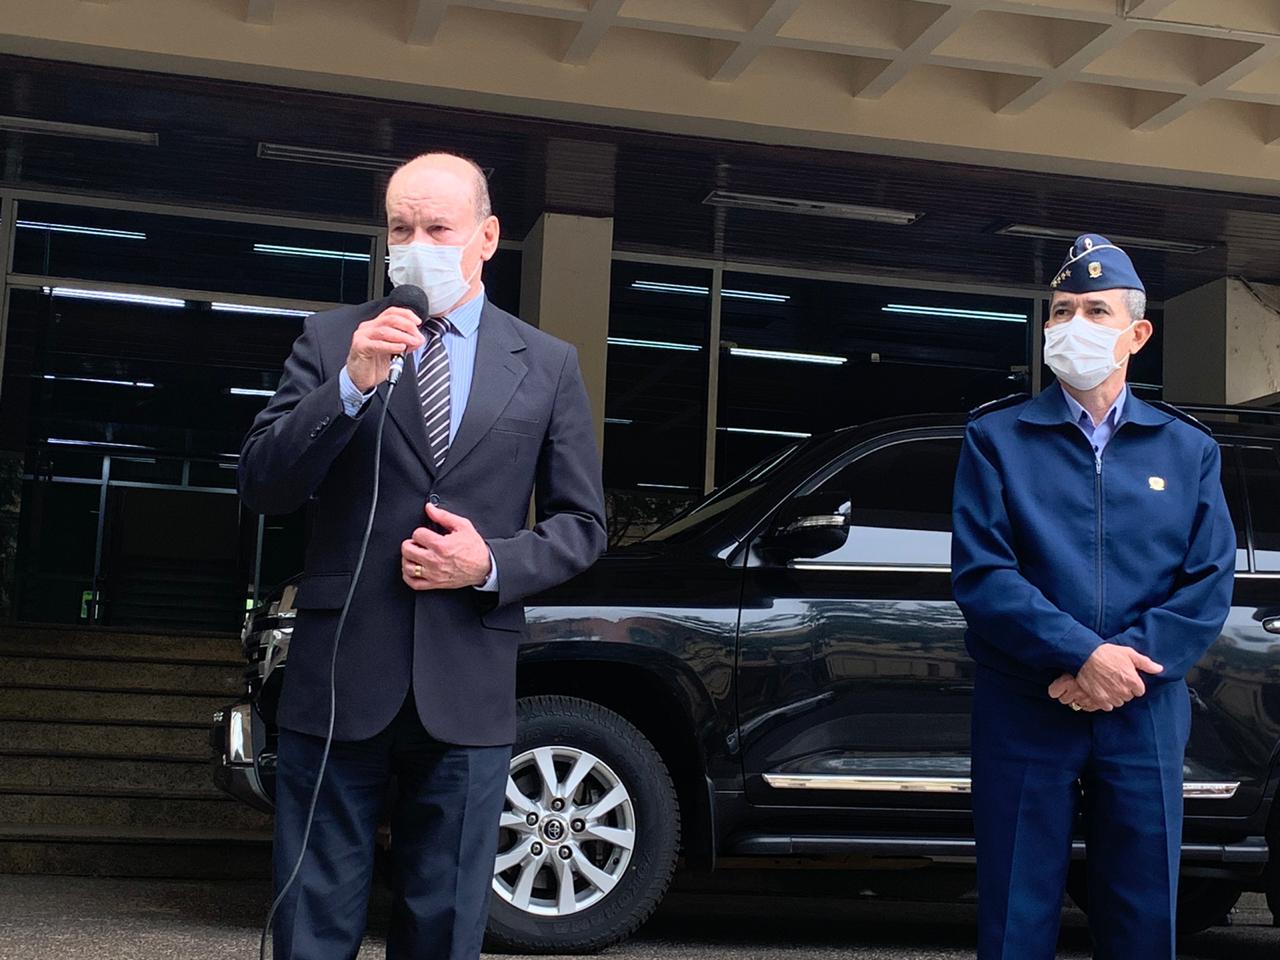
[1148,476,1166,492]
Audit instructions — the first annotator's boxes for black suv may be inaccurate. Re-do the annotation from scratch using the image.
[212,404,1280,953]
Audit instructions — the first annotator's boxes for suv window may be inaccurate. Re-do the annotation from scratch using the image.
[779,437,962,567]
[1240,445,1280,572]
[1219,446,1250,572]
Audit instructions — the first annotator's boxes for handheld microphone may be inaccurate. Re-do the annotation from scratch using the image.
[385,284,431,385]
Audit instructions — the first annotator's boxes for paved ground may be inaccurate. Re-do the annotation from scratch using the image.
[0,874,1275,959]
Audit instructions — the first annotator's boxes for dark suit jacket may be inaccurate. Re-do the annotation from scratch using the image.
[238,297,607,745]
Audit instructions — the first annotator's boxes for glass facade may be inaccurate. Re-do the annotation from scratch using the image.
[715,273,1030,483]
[0,197,1177,625]
[0,198,522,629]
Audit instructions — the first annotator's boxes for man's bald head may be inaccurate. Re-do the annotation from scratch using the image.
[387,152,491,224]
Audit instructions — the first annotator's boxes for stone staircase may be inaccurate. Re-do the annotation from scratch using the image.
[0,624,272,879]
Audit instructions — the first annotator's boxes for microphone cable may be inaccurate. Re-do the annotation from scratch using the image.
[259,364,401,960]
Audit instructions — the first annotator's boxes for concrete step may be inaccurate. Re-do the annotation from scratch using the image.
[0,786,273,831]
[0,719,215,760]
[0,655,245,697]
[0,687,232,726]
[0,625,244,664]
[0,752,221,797]
[0,824,271,879]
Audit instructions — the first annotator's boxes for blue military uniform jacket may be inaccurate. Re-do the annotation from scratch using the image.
[951,386,1236,692]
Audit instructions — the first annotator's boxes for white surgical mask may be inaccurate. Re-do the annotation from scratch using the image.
[1044,315,1135,391]
[387,223,484,315]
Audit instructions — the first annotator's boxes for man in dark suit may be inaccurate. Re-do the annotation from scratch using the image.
[238,152,607,959]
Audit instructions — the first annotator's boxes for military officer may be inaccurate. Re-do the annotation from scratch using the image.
[951,234,1237,959]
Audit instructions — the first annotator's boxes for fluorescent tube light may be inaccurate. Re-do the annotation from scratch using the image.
[212,302,313,318]
[704,190,923,225]
[882,304,1027,323]
[253,243,370,262]
[257,143,405,171]
[630,280,789,303]
[43,287,185,308]
[995,224,1211,255]
[718,427,812,438]
[17,221,145,240]
[632,281,708,296]
[604,418,634,425]
[608,337,702,352]
[42,374,154,388]
[637,483,695,490]
[0,114,158,145]
[729,347,847,365]
[48,438,150,450]
[229,387,276,397]
[258,143,496,180]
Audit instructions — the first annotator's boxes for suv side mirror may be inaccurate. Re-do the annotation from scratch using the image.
[761,507,851,560]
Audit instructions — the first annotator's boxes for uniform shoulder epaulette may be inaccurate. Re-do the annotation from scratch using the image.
[968,393,1031,421]
[1147,400,1214,436]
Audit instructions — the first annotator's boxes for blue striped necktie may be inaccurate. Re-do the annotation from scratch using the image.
[416,317,451,469]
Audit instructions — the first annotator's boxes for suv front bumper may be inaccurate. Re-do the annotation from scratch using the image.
[211,700,275,813]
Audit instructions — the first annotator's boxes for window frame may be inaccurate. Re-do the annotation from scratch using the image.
[1236,442,1280,577]
[754,429,965,573]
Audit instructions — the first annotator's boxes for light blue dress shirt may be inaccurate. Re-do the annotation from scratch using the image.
[338,287,498,591]
[1060,382,1127,468]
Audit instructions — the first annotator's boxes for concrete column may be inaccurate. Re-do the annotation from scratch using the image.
[1163,278,1280,405]
[519,212,613,451]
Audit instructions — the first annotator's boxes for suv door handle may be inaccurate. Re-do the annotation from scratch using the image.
[1263,617,1280,635]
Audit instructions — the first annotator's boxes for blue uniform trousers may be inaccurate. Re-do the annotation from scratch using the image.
[973,667,1190,960]
[271,693,511,960]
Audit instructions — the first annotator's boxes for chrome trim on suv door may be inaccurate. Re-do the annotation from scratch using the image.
[762,773,1240,799]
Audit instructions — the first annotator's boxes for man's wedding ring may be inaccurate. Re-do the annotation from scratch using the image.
[413,563,423,579]
[1070,702,1082,712]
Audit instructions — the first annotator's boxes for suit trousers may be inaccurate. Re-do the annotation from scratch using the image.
[271,692,511,960]
[972,668,1190,960]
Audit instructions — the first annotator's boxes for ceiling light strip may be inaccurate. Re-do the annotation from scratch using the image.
[43,286,185,308]
[630,280,789,303]
[729,347,847,365]
[608,337,702,352]
[0,114,158,145]
[212,302,313,318]
[882,304,1027,323]
[17,221,146,240]
[704,190,922,225]
[719,427,812,438]
[253,243,370,262]
[43,375,155,388]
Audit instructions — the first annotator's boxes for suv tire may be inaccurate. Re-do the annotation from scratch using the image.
[485,695,680,954]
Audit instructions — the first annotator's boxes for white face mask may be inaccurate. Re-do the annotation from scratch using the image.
[1044,315,1135,391]
[387,222,484,315]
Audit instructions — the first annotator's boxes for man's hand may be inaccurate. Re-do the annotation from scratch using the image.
[347,307,426,393]
[401,504,492,591]
[1074,644,1164,710]
[1048,674,1104,712]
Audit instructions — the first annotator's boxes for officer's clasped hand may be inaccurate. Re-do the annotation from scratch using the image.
[1048,643,1163,712]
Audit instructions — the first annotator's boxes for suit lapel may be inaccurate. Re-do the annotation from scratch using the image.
[383,349,438,479]
[436,303,527,481]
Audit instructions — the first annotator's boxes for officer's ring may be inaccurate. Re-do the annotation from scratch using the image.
[412,563,423,579]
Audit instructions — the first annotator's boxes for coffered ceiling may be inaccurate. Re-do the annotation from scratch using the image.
[2,0,1280,193]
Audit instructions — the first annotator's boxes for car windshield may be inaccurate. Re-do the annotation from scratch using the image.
[644,442,803,544]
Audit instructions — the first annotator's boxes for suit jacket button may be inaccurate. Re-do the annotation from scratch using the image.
[428,494,441,506]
